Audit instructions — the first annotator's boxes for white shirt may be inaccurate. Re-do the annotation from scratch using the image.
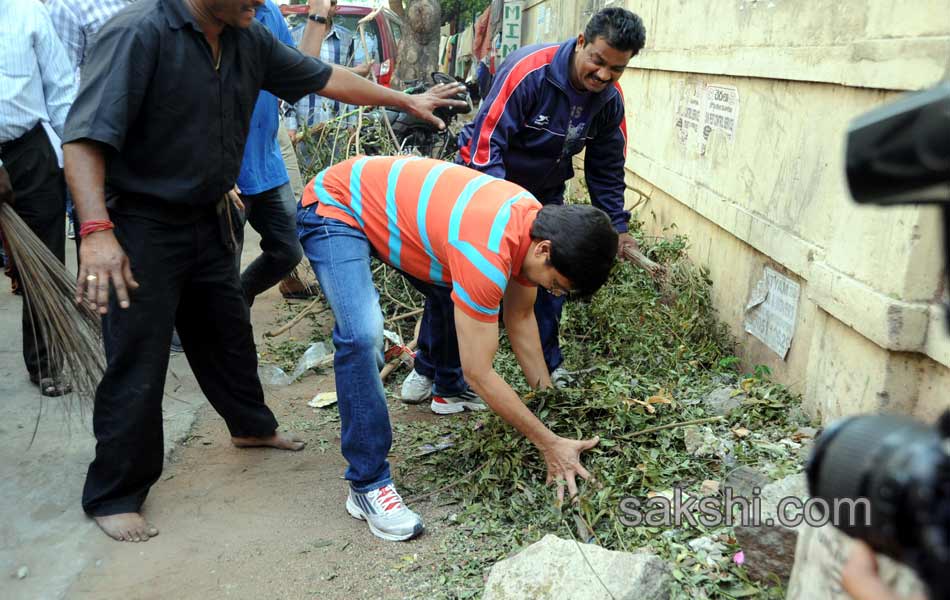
[46,0,133,84]
[0,0,76,167]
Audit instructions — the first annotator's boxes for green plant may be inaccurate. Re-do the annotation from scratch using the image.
[389,230,801,599]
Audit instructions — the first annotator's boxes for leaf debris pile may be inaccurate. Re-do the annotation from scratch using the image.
[391,224,813,599]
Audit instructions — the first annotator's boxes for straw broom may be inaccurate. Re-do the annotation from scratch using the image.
[0,204,105,406]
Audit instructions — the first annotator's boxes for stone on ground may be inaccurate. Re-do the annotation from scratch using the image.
[483,534,672,600]
[733,473,807,583]
[723,466,769,499]
[702,387,745,415]
[683,425,734,459]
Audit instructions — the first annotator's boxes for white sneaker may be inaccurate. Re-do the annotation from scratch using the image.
[345,484,424,542]
[399,369,433,404]
[551,366,572,389]
[430,389,488,415]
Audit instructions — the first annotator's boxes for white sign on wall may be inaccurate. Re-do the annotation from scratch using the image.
[500,0,524,64]
[674,81,741,155]
[744,267,800,359]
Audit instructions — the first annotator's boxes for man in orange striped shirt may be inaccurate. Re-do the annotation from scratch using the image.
[297,155,617,541]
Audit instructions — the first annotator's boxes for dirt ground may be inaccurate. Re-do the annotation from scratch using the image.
[60,290,461,599]
[0,230,470,600]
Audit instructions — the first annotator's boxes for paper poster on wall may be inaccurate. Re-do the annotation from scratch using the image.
[674,81,741,155]
[743,267,800,359]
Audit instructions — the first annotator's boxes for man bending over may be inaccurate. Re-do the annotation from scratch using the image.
[297,156,617,541]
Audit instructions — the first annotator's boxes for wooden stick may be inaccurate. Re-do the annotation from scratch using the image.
[264,298,324,338]
[387,308,424,323]
[617,416,724,439]
[357,5,383,25]
[622,246,665,277]
[404,459,491,504]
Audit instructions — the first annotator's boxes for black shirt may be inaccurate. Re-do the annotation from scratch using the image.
[63,0,332,222]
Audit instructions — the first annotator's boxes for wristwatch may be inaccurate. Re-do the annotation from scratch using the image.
[308,13,328,25]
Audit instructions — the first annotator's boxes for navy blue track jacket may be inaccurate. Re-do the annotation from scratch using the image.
[458,38,631,233]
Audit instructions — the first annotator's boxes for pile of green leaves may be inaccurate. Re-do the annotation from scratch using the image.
[394,223,811,599]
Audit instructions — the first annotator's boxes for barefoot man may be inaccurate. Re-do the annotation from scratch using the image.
[62,0,466,542]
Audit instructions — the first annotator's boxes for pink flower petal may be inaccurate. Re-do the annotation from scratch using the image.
[733,550,745,565]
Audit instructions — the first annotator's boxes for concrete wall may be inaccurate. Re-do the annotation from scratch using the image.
[524,0,950,423]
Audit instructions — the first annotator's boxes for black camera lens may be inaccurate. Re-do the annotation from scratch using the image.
[806,414,950,581]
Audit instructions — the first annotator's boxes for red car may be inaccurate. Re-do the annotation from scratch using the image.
[280,3,404,87]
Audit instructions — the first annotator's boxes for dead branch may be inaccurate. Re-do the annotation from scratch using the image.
[623,246,665,277]
[387,308,423,323]
[617,416,724,440]
[264,298,325,338]
[404,459,491,504]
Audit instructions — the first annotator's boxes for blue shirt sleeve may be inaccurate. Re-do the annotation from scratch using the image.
[273,2,294,47]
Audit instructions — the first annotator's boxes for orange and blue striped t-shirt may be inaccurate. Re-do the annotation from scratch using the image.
[301,156,542,323]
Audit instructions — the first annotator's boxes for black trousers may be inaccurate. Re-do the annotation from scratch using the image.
[236,182,303,305]
[82,211,279,516]
[2,124,66,381]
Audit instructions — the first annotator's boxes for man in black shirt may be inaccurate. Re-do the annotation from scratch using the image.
[63,0,465,543]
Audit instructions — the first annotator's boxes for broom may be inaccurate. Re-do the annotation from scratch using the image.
[0,204,105,406]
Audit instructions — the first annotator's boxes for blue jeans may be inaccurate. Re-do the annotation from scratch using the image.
[297,206,392,493]
[414,285,566,387]
[403,275,467,396]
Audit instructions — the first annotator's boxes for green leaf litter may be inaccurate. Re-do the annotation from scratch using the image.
[386,222,812,599]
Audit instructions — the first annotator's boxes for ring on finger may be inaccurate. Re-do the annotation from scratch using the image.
[86,275,98,282]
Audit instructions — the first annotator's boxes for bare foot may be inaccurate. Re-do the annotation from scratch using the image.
[93,513,159,542]
[231,431,305,451]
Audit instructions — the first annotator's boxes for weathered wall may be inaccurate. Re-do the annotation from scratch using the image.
[521,0,950,423]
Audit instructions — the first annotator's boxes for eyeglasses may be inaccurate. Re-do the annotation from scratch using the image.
[547,278,570,297]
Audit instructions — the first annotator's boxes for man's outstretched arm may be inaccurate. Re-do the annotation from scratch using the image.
[454,307,599,503]
[319,66,466,131]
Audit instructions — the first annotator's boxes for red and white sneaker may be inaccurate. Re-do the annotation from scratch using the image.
[430,389,488,415]
[345,484,424,542]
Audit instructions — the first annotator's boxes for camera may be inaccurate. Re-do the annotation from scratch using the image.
[807,414,950,598]
[806,80,950,600]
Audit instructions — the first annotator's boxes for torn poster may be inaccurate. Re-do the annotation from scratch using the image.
[744,267,800,358]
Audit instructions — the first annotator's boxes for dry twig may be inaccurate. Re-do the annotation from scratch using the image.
[264,299,326,338]
[617,415,724,440]
[622,246,665,277]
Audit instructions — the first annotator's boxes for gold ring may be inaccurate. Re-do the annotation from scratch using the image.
[86,275,98,282]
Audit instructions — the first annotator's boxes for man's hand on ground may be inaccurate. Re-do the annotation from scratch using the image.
[617,232,639,259]
[0,166,14,207]
[406,82,468,130]
[540,435,600,504]
[76,230,139,314]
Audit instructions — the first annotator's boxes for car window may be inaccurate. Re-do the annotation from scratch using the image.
[335,15,382,65]
[390,19,402,46]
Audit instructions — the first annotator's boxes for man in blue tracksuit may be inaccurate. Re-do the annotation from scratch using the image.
[400,7,647,408]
